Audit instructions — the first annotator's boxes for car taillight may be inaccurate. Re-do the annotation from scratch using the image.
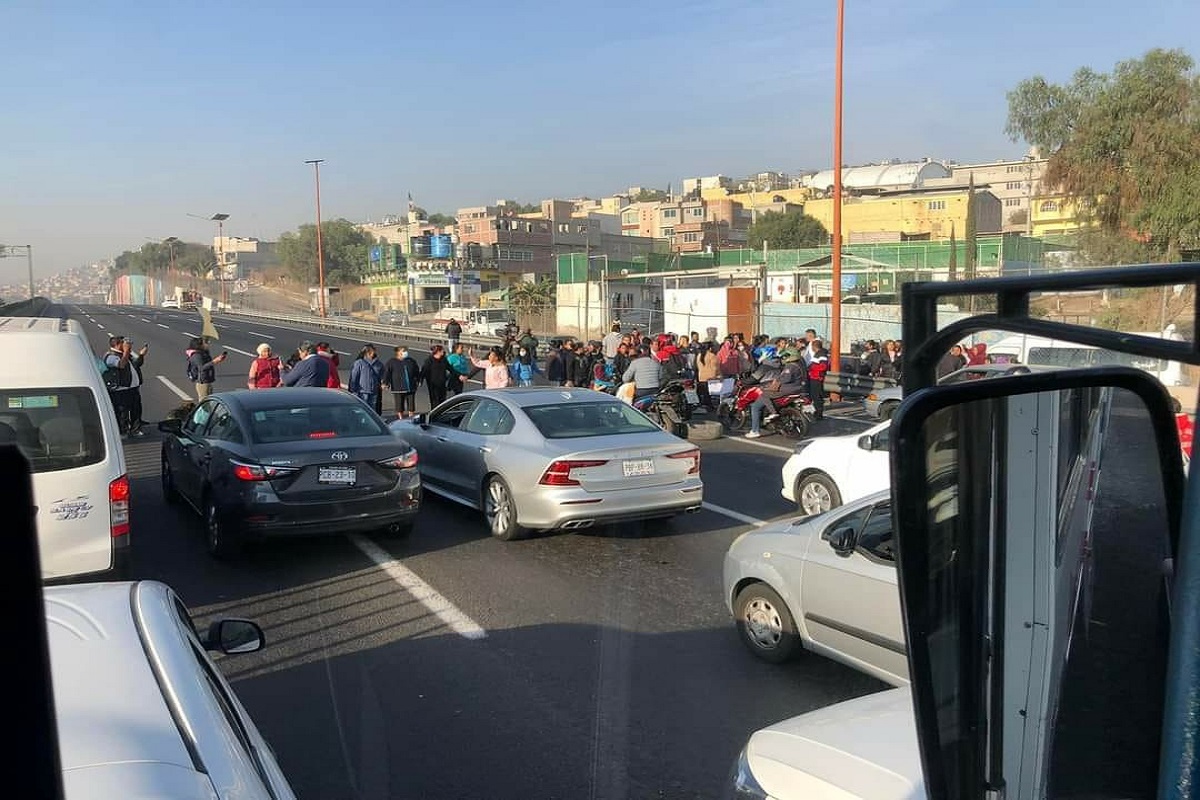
[538,459,608,486]
[308,431,338,439]
[378,451,418,469]
[231,460,298,482]
[668,448,701,475]
[109,475,130,538]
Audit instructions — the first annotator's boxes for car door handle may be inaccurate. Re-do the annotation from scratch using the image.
[436,436,449,443]
[478,446,492,453]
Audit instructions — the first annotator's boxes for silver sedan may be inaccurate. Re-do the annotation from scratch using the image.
[389,388,704,540]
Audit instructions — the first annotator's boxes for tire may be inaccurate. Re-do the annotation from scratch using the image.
[880,401,900,421]
[734,583,802,663]
[161,455,180,505]
[204,496,242,560]
[729,408,749,431]
[795,472,843,516]
[776,412,808,440]
[686,420,723,441]
[484,476,529,541]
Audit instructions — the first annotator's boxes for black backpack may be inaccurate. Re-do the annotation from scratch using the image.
[186,358,200,383]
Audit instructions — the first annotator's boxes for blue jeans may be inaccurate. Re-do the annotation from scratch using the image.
[750,395,773,433]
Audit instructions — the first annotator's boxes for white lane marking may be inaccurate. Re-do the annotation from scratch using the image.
[95,322,105,328]
[347,534,486,640]
[824,414,876,426]
[157,323,170,329]
[223,345,256,357]
[702,502,767,528]
[157,375,193,401]
[726,436,796,455]
[140,317,151,322]
[248,331,275,339]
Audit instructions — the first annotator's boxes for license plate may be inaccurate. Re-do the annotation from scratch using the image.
[623,459,655,477]
[684,390,700,405]
[318,466,357,485]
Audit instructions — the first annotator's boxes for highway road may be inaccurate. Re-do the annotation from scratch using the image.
[61,304,885,799]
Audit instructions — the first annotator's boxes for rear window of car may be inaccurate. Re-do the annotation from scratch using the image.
[249,403,389,443]
[0,388,105,473]
[523,401,662,439]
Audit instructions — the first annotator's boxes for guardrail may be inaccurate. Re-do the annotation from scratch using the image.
[219,308,553,355]
[823,371,898,399]
[0,297,51,317]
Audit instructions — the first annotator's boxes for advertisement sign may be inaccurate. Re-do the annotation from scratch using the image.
[772,275,796,303]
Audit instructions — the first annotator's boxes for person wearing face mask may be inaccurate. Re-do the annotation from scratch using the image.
[512,345,538,386]
[383,345,421,418]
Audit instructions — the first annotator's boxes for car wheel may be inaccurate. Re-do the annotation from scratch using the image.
[161,455,180,505]
[796,473,843,515]
[880,400,900,421]
[728,408,749,431]
[484,476,528,541]
[734,583,802,663]
[205,496,242,560]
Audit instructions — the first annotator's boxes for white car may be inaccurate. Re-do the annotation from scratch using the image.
[723,489,907,686]
[0,317,130,581]
[729,687,921,800]
[161,298,180,309]
[782,419,891,515]
[49,580,296,799]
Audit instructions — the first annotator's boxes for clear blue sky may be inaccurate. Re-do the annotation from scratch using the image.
[2,0,1198,275]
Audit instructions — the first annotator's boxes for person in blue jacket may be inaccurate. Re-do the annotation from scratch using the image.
[348,344,385,414]
[281,341,330,388]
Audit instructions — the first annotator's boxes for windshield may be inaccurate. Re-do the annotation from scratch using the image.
[249,404,388,443]
[523,401,662,438]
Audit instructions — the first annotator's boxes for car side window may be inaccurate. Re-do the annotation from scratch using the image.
[820,504,871,541]
[206,404,244,443]
[184,401,216,436]
[856,503,895,563]
[464,400,515,436]
[431,398,476,429]
[873,426,891,451]
[186,639,278,798]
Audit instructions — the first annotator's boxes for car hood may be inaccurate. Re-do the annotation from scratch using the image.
[745,687,923,800]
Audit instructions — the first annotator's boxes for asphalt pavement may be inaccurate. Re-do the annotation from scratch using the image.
[61,304,885,799]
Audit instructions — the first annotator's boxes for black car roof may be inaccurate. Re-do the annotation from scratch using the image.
[216,388,364,412]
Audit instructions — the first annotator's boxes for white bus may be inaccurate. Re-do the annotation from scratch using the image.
[989,330,1185,387]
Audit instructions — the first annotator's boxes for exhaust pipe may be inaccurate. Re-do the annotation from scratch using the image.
[561,519,595,530]
[685,506,702,514]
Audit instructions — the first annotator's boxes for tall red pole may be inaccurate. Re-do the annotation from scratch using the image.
[830,0,845,372]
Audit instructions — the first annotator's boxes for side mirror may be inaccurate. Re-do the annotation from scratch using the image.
[890,367,1182,800]
[202,618,265,655]
[827,526,855,556]
[410,413,427,427]
[158,418,182,434]
[857,434,875,451]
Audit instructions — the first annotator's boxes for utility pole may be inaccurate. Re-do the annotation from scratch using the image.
[829,0,845,371]
[305,159,327,317]
[0,245,36,301]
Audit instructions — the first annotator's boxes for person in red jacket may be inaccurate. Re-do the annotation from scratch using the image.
[316,342,342,389]
[807,339,830,421]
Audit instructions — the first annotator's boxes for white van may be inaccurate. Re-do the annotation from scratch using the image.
[0,317,130,581]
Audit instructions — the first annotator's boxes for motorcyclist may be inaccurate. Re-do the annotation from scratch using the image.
[745,349,807,439]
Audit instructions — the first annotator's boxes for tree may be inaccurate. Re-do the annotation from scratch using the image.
[498,201,541,215]
[948,222,958,282]
[277,219,376,286]
[632,189,668,203]
[427,213,456,227]
[747,209,829,250]
[507,279,556,316]
[1006,48,1200,258]
[1008,208,1028,227]
[112,240,214,278]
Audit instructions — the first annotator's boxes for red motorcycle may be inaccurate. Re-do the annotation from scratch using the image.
[718,374,813,438]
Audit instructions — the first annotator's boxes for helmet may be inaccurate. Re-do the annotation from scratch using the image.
[780,348,803,363]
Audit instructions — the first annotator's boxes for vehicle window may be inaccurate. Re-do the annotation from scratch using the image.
[524,401,662,439]
[820,503,871,541]
[873,426,891,451]
[856,503,895,562]
[464,400,515,436]
[187,640,277,798]
[249,403,388,443]
[185,400,216,436]
[206,404,244,444]
[0,388,106,473]
[431,399,476,429]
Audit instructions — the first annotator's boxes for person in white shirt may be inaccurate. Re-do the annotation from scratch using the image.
[602,323,623,360]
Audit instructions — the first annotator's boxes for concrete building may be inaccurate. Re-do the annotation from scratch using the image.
[803,159,952,195]
[1029,195,1088,238]
[736,171,790,192]
[212,236,278,278]
[804,186,1003,242]
[681,175,733,197]
[926,153,1047,232]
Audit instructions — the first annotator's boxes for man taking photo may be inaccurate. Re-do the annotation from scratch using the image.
[104,335,149,437]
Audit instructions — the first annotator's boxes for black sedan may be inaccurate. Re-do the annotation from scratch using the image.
[159,388,421,558]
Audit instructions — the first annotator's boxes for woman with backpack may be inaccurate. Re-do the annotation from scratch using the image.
[247,343,282,389]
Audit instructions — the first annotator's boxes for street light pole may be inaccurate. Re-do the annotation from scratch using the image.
[305,159,327,317]
[829,0,845,372]
[0,245,36,300]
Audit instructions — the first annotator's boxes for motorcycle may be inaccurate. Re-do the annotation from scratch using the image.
[718,373,812,438]
[632,378,700,437]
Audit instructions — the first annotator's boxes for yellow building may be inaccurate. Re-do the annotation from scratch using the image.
[701,187,812,208]
[802,187,1002,241]
[1029,195,1089,238]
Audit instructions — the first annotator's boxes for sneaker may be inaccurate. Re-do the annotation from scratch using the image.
[130,429,145,438]
[744,430,763,439]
